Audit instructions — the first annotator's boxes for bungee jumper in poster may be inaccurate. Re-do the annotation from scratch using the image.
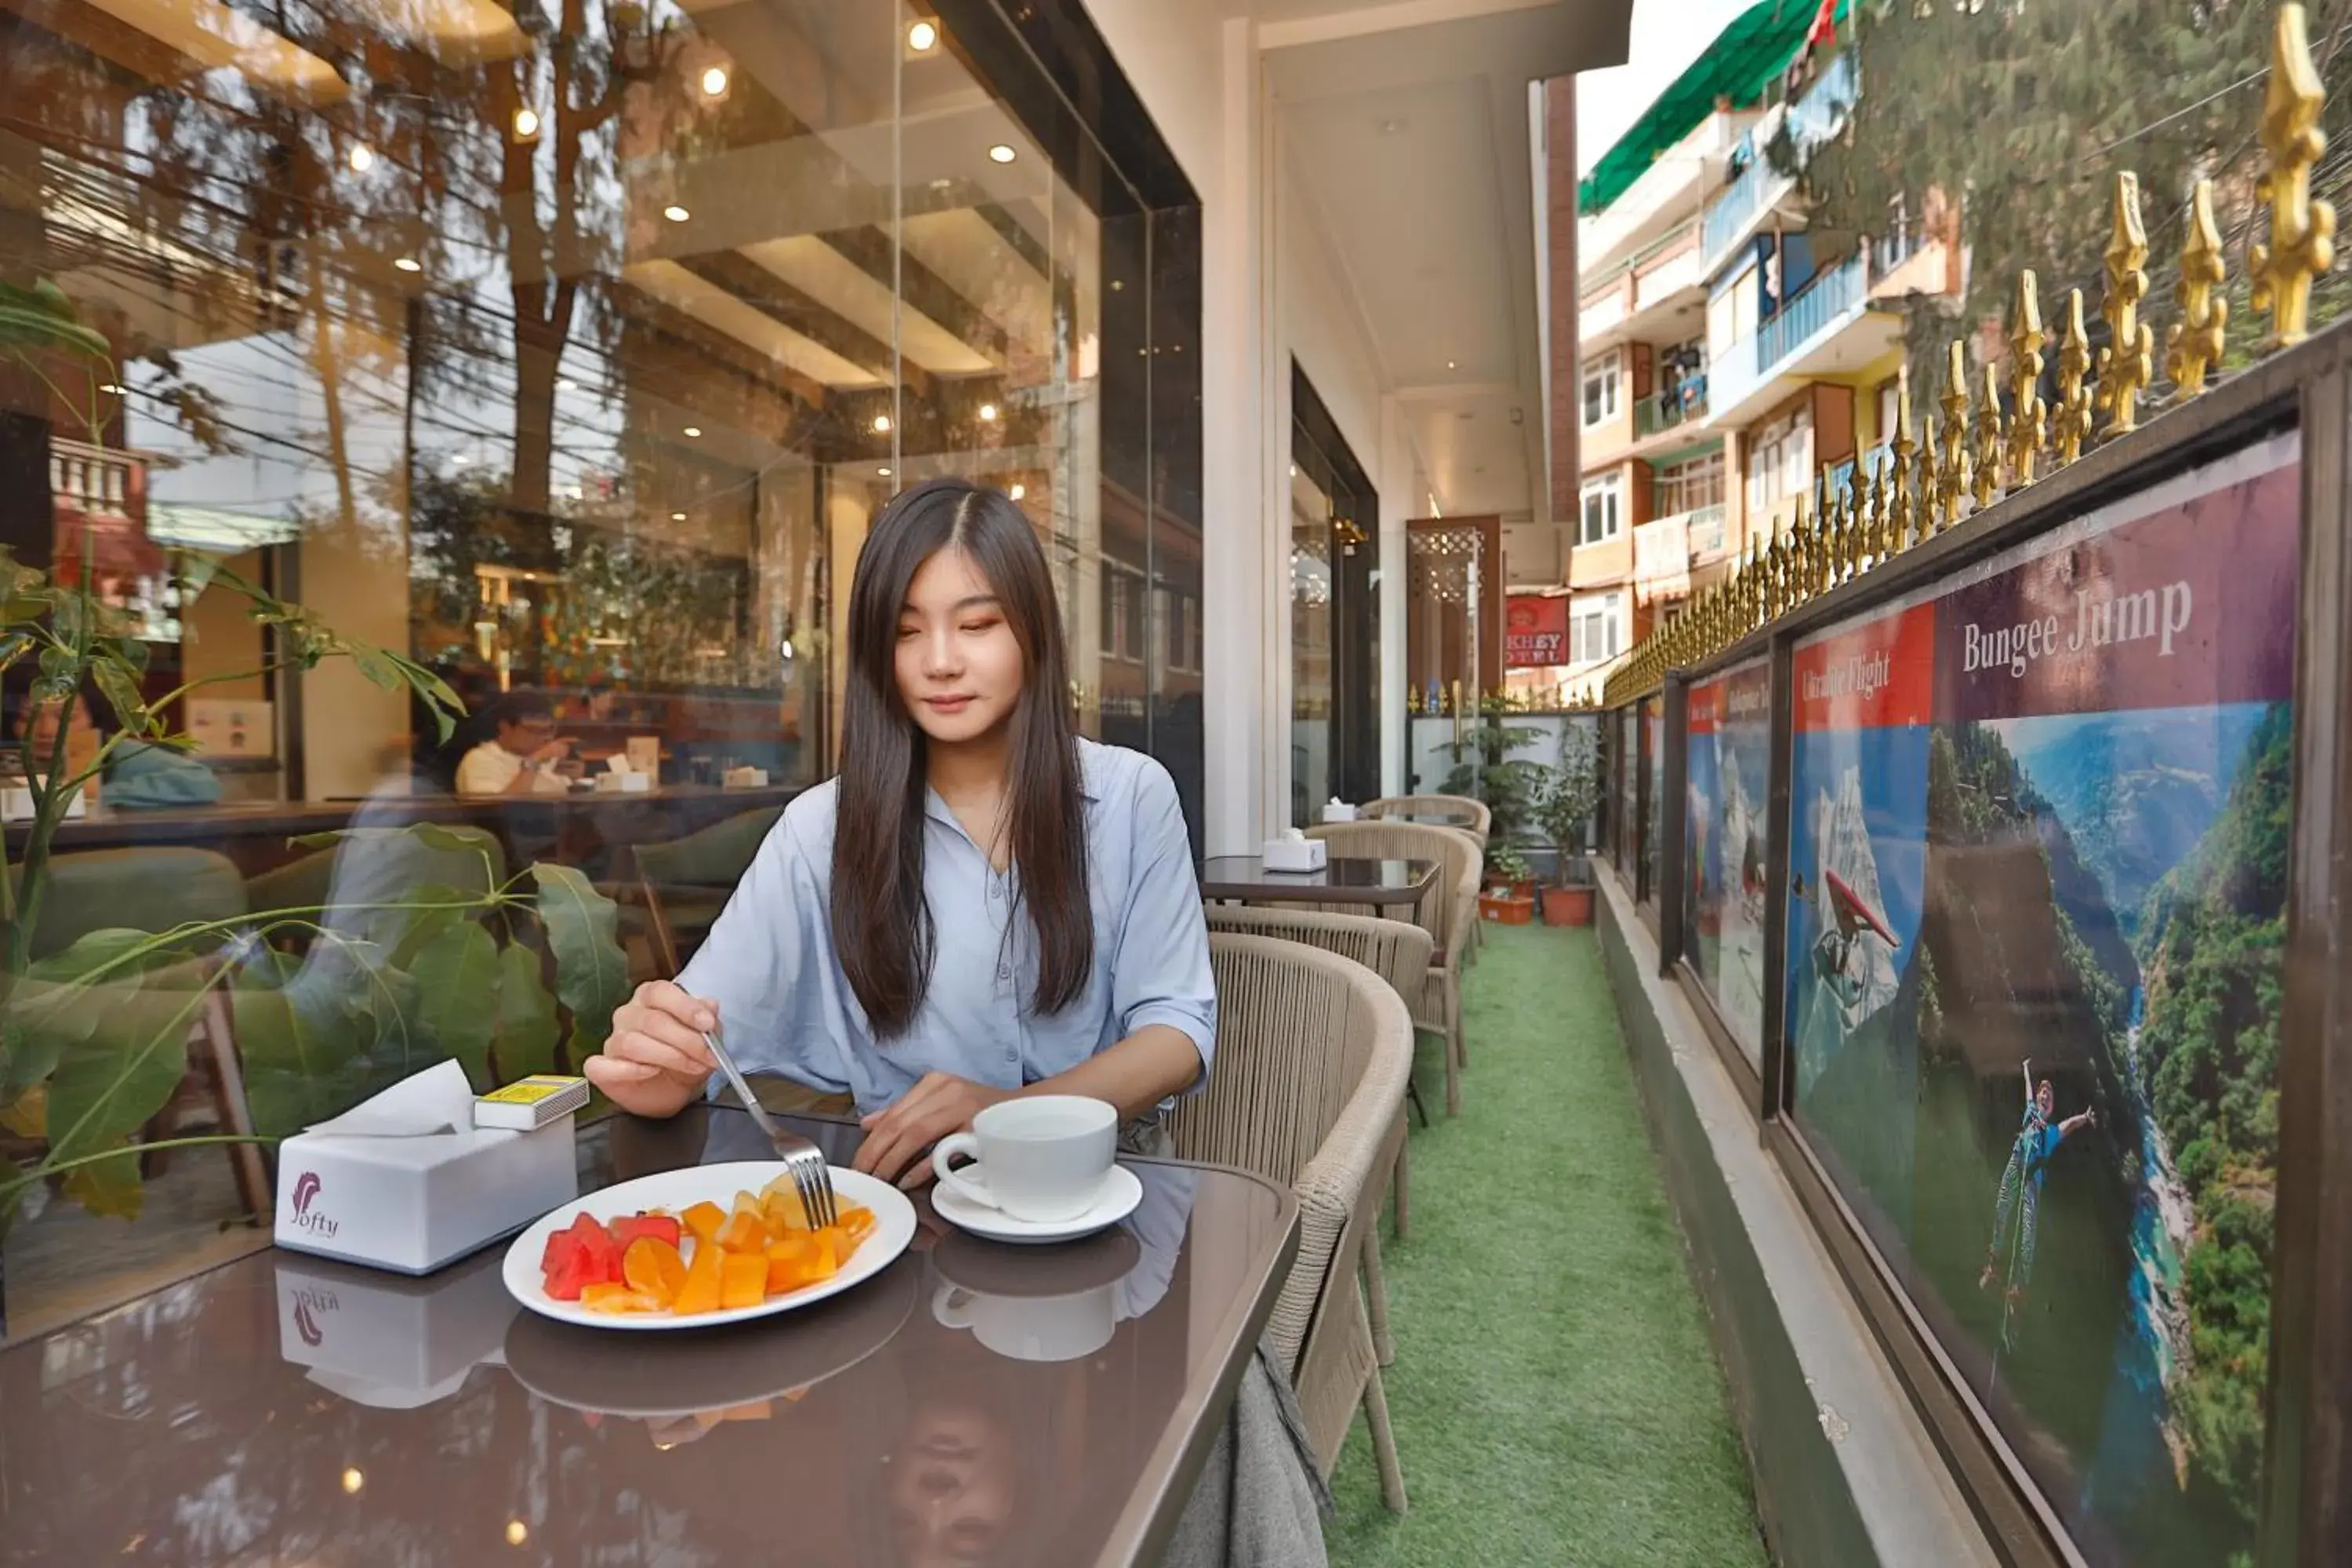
[1979,1059,2097,1326]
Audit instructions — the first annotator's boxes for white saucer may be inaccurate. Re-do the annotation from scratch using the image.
[931,1165,1144,1244]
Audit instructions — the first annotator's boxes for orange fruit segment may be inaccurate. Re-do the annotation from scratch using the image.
[720,1250,768,1311]
[673,1235,724,1315]
[622,1236,687,1306]
[759,1174,808,1233]
[679,1200,727,1244]
[715,1209,766,1254]
[580,1283,662,1313]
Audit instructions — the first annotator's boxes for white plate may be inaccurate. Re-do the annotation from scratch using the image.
[930,1163,1144,1244]
[502,1162,916,1330]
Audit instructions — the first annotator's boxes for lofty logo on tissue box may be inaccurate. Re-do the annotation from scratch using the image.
[274,1061,579,1276]
[286,1170,336,1240]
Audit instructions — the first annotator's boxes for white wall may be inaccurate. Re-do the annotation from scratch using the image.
[1081,2,1406,849]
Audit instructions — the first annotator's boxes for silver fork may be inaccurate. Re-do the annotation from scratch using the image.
[688,1000,839,1229]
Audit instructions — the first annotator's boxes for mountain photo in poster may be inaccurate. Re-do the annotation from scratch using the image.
[1904,435,2296,1568]
[1642,699,1664,901]
[1686,658,1771,1061]
[1686,677,1725,991]
[1786,604,1935,1249]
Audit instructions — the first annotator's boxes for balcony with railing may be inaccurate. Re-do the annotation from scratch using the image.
[1700,50,1858,266]
[1682,502,1729,559]
[1708,250,1871,421]
[1579,220,1704,343]
[1632,377,1710,441]
[1826,441,1895,500]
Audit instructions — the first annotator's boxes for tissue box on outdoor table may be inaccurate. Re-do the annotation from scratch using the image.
[1261,834,1328,873]
[274,1061,579,1276]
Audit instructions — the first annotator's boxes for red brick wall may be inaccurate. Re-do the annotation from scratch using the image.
[1545,75,1579,529]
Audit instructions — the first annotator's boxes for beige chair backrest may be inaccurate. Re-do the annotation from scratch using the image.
[1305,820,1482,965]
[1202,906,1433,1007]
[1173,933,1413,1373]
[1364,793,1490,846]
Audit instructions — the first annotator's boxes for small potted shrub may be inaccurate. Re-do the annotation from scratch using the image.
[1478,844,1537,925]
[1536,740,1602,927]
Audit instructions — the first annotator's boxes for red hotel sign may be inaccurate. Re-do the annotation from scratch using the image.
[1504,594,1568,666]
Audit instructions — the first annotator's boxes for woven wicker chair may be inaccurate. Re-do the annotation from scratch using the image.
[1363,793,1490,848]
[1174,933,1413,1512]
[1364,797,1494,958]
[1306,820,1481,1112]
[1202,906,1432,1367]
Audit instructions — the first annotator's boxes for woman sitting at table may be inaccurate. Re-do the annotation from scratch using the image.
[587,478,1218,1186]
[10,685,223,810]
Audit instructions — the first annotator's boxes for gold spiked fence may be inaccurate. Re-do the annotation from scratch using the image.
[1600,2,2336,710]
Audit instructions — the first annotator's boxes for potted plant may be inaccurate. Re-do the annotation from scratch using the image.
[1436,701,1546,844]
[1535,734,1603,927]
[1477,844,1536,925]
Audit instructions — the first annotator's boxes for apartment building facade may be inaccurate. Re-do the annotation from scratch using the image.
[1563,2,1960,685]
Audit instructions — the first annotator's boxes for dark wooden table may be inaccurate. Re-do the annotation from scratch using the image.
[1196,855,1438,908]
[2,785,800,877]
[0,1099,1298,1568]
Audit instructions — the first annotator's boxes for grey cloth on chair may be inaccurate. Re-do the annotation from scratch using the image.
[1160,1342,1334,1568]
[1127,1120,1331,1568]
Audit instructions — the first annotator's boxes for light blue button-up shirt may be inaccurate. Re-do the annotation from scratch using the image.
[677,739,1216,1115]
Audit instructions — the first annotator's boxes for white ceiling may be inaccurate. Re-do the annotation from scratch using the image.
[1261,0,1632,532]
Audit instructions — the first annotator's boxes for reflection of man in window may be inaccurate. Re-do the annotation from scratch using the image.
[1810,868,1894,1033]
[455,693,578,796]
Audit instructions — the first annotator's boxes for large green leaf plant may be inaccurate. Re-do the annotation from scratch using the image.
[0,288,630,1241]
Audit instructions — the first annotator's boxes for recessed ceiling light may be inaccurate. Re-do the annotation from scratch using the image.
[872,413,892,434]
[1446,359,1457,370]
[1110,279,1123,292]
[908,19,939,51]
[877,466,892,477]
[1009,483,1025,501]
[506,1522,529,1548]
[700,65,729,96]
[987,143,1016,165]
[682,425,702,437]
[347,143,375,172]
[978,402,998,423]
[512,107,540,140]
[670,511,686,521]
[663,204,690,223]
[394,256,422,272]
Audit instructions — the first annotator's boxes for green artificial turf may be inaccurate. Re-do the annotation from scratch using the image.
[1323,923,1770,1568]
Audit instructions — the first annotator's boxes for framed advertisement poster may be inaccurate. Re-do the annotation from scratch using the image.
[1641,697,1663,906]
[1782,431,2299,1567]
[1684,655,1772,1065]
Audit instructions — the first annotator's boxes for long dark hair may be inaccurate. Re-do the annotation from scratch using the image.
[832,478,1091,1036]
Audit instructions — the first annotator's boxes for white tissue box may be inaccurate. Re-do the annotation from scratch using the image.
[593,770,652,793]
[1261,837,1328,873]
[723,766,768,788]
[274,1114,579,1276]
[275,1245,517,1409]
[1,786,84,822]
[1322,800,1359,822]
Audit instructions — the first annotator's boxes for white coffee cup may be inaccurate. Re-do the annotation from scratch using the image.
[931,1282,1116,1363]
[930,1095,1116,1222]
